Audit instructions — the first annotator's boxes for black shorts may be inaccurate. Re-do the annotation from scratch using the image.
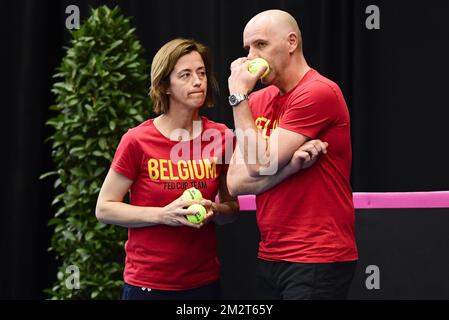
[122,281,221,300]
[256,258,357,300]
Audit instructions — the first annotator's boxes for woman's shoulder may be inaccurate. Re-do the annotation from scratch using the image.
[119,119,156,142]
[126,118,154,133]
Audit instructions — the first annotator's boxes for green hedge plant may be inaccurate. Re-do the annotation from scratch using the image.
[41,5,151,299]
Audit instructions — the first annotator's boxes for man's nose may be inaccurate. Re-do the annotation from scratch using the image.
[247,48,257,60]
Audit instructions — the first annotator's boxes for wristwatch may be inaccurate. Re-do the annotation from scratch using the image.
[228,93,248,107]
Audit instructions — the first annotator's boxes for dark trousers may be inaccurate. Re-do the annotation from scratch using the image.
[121,281,221,300]
[256,259,357,300]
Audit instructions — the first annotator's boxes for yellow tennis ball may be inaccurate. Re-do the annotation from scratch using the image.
[186,204,206,224]
[248,58,270,78]
[182,187,203,201]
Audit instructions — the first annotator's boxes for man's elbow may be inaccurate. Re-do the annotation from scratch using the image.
[227,181,238,198]
[226,173,240,197]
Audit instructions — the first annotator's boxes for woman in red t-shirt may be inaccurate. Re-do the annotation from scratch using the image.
[95,39,239,300]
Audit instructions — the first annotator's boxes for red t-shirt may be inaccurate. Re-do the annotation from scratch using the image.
[111,116,234,290]
[250,69,358,263]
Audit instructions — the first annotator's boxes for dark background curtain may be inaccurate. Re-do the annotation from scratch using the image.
[1,0,448,299]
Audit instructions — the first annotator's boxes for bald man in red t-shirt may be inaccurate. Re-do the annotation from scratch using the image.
[227,9,358,300]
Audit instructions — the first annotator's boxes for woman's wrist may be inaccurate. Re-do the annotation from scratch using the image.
[145,206,163,225]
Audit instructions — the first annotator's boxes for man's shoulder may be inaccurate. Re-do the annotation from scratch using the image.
[291,72,344,105]
[300,70,342,96]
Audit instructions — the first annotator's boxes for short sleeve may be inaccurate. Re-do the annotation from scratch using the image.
[279,81,337,139]
[111,130,142,180]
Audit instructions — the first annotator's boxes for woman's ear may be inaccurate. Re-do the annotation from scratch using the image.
[162,82,170,95]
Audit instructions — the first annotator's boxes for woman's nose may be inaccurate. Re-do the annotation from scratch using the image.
[192,74,201,86]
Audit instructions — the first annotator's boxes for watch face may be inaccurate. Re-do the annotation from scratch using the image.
[229,94,247,106]
[229,95,237,106]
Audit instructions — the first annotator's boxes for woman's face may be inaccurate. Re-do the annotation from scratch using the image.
[167,51,208,110]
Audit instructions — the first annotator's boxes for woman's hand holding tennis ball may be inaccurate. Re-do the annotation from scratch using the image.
[159,197,198,228]
[181,187,216,225]
[160,190,207,228]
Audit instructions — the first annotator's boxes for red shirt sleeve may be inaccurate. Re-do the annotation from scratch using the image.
[279,80,338,139]
[111,130,142,180]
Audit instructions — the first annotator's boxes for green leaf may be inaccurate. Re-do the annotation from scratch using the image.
[54,178,62,189]
[53,82,74,92]
[85,231,95,241]
[84,104,94,113]
[93,167,105,177]
[133,115,144,122]
[109,120,116,131]
[127,62,139,69]
[39,171,58,180]
[85,138,95,148]
[70,167,86,177]
[62,231,76,241]
[109,40,123,50]
[98,137,107,150]
[108,106,117,118]
[72,135,84,141]
[51,195,63,206]
[55,207,66,218]
[52,140,64,149]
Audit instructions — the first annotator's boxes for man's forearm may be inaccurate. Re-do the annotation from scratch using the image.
[228,162,296,196]
[232,101,272,176]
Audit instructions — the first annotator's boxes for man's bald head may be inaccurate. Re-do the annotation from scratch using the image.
[244,9,302,51]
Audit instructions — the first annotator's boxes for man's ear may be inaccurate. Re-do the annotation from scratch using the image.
[287,32,299,53]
